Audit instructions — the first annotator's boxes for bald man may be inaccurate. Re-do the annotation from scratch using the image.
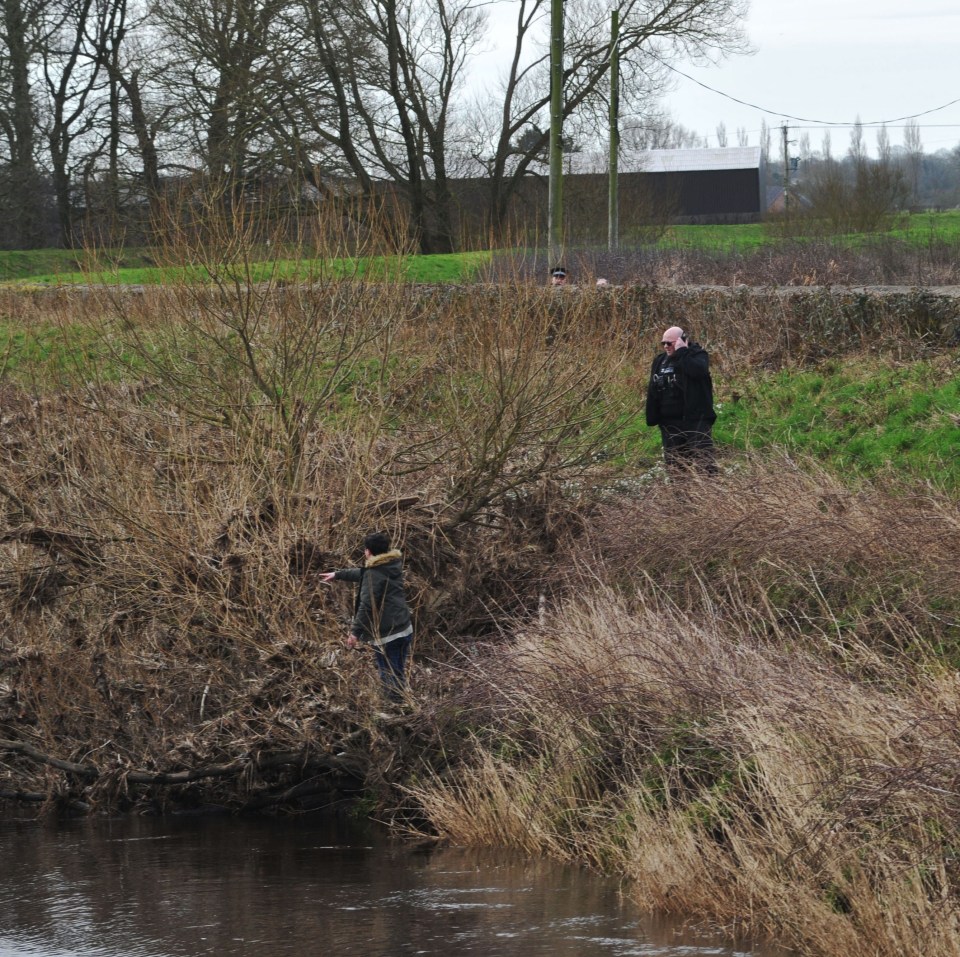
[645,326,717,474]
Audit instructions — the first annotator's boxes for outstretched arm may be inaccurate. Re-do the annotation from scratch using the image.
[320,567,362,583]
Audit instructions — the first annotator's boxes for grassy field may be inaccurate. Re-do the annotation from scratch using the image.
[665,210,960,252]
[588,354,960,491]
[714,355,960,489]
[4,210,960,283]
[0,249,492,286]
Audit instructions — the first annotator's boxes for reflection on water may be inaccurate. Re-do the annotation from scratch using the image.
[0,813,786,957]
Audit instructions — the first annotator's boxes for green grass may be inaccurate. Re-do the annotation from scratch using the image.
[0,322,150,383]
[889,210,960,245]
[568,351,960,492]
[4,209,960,282]
[713,357,960,488]
[663,222,769,252]
[0,248,162,282]
[664,210,960,253]
[0,250,492,286]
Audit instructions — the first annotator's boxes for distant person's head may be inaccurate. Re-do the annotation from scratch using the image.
[550,266,567,286]
[363,531,392,557]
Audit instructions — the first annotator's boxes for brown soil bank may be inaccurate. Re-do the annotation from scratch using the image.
[1,280,959,957]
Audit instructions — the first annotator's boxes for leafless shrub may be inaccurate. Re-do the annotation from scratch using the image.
[0,199,633,812]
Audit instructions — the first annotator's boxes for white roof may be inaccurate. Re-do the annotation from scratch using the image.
[561,146,763,175]
[628,146,762,173]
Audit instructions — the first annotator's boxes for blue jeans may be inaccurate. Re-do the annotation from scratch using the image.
[374,633,413,700]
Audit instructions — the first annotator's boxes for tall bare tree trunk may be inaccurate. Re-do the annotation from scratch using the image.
[3,0,46,247]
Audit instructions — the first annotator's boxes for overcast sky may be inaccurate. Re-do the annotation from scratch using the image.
[471,0,960,158]
[658,0,960,155]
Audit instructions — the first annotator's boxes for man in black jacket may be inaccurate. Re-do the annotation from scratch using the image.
[321,532,413,699]
[645,326,717,474]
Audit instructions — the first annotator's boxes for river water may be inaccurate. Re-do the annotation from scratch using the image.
[0,812,789,957]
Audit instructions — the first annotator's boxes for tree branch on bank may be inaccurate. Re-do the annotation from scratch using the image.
[0,738,368,804]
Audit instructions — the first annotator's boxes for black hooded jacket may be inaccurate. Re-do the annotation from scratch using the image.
[333,549,412,643]
[645,341,717,428]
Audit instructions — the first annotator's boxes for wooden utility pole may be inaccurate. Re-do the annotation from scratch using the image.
[608,9,620,252]
[548,0,564,265]
[782,123,790,222]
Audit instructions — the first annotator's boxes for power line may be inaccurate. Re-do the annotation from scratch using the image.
[792,124,960,131]
[654,56,960,128]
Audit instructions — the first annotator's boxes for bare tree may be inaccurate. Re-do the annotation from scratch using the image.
[37,0,122,244]
[70,0,150,234]
[467,0,748,241]
[903,117,923,207]
[847,116,865,166]
[614,110,703,150]
[151,0,300,185]
[715,120,727,148]
[876,123,891,165]
[0,0,49,246]
[284,0,485,253]
[2,0,177,246]
[805,118,906,234]
[99,33,169,221]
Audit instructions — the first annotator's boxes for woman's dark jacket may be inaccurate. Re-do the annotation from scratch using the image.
[333,549,412,644]
[645,342,717,427]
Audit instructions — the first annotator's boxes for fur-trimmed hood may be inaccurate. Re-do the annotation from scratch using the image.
[364,548,403,568]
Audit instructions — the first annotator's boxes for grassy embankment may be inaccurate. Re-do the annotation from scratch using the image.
[664,209,960,252]
[0,247,490,285]
[4,208,960,284]
[0,238,959,957]
[2,289,959,489]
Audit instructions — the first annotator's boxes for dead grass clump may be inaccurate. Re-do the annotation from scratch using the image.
[410,579,960,957]
[571,458,960,666]
[405,457,960,956]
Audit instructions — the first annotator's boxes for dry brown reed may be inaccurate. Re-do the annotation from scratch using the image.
[581,461,960,651]
[408,459,960,957]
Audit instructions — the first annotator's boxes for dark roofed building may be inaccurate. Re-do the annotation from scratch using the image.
[446,145,767,246]
[625,146,765,222]
[515,145,766,232]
